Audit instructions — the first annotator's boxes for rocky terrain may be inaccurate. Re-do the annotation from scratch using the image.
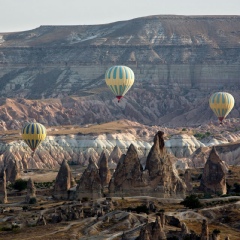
[0,15,240,127]
[0,129,239,239]
[1,198,240,240]
[0,161,240,239]
[1,119,240,175]
[0,14,240,239]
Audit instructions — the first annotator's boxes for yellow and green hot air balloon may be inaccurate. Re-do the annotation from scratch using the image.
[209,92,235,124]
[22,122,47,152]
[105,65,134,102]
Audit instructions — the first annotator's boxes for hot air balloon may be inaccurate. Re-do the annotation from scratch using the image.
[22,122,47,152]
[105,65,134,102]
[209,92,235,124]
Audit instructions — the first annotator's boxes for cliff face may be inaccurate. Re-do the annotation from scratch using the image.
[1,119,240,171]
[145,131,186,194]
[0,16,240,127]
[200,147,227,195]
[109,132,186,196]
[53,159,74,199]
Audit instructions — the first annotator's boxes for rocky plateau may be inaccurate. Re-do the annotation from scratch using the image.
[0,15,240,128]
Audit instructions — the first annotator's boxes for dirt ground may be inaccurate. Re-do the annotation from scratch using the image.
[21,170,58,183]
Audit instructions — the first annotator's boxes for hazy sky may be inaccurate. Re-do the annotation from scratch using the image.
[0,0,239,32]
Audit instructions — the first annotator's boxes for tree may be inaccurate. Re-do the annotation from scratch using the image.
[13,179,28,191]
[181,194,202,209]
[29,197,37,204]
[233,183,240,193]
[213,229,220,234]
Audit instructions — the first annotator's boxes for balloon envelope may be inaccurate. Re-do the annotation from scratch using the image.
[209,92,234,123]
[22,122,47,152]
[105,65,134,102]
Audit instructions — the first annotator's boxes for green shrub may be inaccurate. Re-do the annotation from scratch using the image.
[213,229,220,234]
[29,197,37,204]
[194,132,211,140]
[223,216,231,223]
[167,237,179,240]
[202,193,212,199]
[181,194,202,209]
[0,226,12,231]
[127,205,149,214]
[183,236,192,240]
[22,206,29,211]
[233,183,240,193]
[82,197,89,202]
[13,179,28,191]
[194,133,205,139]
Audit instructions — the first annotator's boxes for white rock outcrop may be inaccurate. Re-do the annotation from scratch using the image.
[166,134,205,158]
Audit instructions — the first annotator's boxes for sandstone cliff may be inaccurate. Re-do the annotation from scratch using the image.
[109,145,122,163]
[139,216,166,240]
[145,131,186,195]
[4,156,20,183]
[53,159,74,200]
[0,16,240,127]
[110,131,186,196]
[200,147,227,195]
[109,144,149,194]
[76,157,102,200]
[0,170,7,203]
[25,178,36,203]
[1,120,240,172]
[98,151,111,187]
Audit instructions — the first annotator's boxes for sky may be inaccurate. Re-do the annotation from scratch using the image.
[0,0,239,32]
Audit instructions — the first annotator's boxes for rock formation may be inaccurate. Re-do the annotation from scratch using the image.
[121,232,128,240]
[98,151,111,187]
[211,230,220,240]
[191,147,212,168]
[139,228,150,240]
[2,119,240,172]
[1,16,240,130]
[159,211,165,229]
[184,169,193,192]
[25,178,36,203]
[145,131,186,195]
[109,131,187,196]
[76,157,102,200]
[53,159,74,200]
[5,158,20,183]
[36,215,47,226]
[139,215,166,240]
[152,216,166,239]
[181,222,189,236]
[109,144,149,195]
[167,134,204,158]
[109,146,122,164]
[200,147,227,195]
[200,219,209,240]
[0,124,153,170]
[0,170,7,203]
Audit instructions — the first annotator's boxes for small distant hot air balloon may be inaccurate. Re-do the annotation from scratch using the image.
[105,65,134,102]
[209,92,235,124]
[22,122,47,153]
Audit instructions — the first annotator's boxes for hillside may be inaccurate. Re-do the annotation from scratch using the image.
[0,15,240,127]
